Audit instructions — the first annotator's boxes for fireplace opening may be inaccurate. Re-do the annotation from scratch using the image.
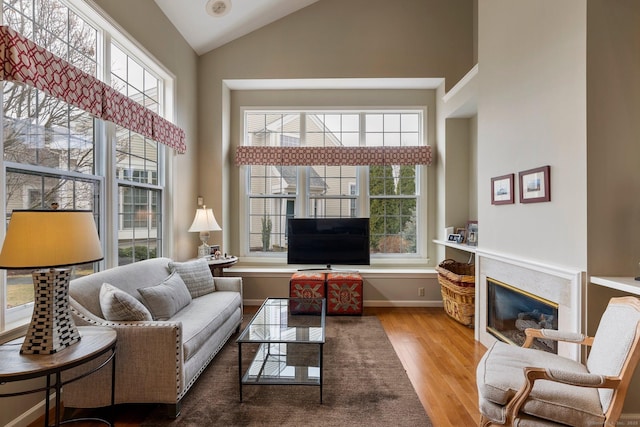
[487,277,559,353]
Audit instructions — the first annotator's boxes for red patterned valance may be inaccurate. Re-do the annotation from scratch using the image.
[235,145,432,166]
[0,26,186,153]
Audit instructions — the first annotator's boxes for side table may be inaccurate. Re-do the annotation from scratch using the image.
[206,255,238,276]
[0,326,117,427]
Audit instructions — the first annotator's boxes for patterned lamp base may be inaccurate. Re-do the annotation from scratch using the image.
[21,268,81,355]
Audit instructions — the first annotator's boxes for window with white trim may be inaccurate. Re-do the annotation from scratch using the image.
[1,0,172,331]
[242,109,424,260]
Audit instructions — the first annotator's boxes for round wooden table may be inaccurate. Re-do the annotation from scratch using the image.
[0,326,117,426]
[206,255,238,276]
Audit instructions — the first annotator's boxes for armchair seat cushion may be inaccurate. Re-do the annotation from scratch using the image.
[477,341,604,426]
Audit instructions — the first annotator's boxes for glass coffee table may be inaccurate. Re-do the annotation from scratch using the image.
[237,297,326,403]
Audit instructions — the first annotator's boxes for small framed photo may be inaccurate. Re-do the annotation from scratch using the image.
[209,245,220,256]
[466,221,478,246]
[455,227,467,243]
[519,166,550,203]
[447,233,463,243]
[491,173,515,205]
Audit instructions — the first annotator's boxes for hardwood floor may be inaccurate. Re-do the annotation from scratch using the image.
[48,307,487,427]
[369,307,487,427]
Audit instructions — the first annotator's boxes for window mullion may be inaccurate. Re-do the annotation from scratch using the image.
[298,112,307,217]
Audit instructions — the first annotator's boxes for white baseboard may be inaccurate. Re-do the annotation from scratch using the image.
[619,413,640,424]
[5,394,54,427]
[244,299,443,308]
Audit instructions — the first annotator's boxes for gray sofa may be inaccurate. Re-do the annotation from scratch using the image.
[64,257,243,417]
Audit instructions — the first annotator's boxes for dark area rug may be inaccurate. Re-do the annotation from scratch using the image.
[141,316,432,426]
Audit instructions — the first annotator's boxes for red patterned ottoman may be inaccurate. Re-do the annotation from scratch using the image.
[326,272,363,315]
[289,271,326,314]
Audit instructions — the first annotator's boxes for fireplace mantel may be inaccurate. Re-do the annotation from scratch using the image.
[476,249,584,361]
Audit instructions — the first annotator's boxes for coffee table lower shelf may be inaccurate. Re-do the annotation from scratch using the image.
[239,342,324,403]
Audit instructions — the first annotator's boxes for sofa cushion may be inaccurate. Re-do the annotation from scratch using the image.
[168,258,215,297]
[477,341,604,426]
[70,257,174,319]
[99,283,153,321]
[138,272,192,320]
[172,291,242,361]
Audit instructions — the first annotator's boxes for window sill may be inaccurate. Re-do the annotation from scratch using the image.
[229,264,437,278]
[0,322,28,345]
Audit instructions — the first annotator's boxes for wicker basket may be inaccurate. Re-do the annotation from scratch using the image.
[435,259,475,327]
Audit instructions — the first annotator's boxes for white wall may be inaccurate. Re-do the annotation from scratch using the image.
[477,0,587,270]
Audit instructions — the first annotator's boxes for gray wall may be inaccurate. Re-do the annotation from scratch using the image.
[197,0,475,262]
[477,0,587,270]
[478,0,640,412]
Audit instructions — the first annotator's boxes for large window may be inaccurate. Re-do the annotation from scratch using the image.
[243,110,424,261]
[1,0,172,332]
[111,43,163,264]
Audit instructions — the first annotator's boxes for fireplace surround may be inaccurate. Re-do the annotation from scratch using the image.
[476,250,584,361]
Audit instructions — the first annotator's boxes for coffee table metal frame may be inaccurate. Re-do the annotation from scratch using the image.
[236,297,326,403]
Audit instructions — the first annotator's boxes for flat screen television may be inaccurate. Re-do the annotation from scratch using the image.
[287,217,370,268]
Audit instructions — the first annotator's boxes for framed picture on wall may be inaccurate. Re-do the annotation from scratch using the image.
[519,166,551,203]
[491,173,515,205]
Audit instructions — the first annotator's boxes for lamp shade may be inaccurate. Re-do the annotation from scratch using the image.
[0,210,103,269]
[188,206,221,233]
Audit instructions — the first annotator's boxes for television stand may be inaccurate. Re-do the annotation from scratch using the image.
[298,265,333,271]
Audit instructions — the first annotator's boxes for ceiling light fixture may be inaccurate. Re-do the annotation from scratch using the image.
[206,0,231,17]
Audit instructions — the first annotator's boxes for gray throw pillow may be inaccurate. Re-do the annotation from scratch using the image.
[168,258,215,298]
[138,272,192,320]
[100,283,153,321]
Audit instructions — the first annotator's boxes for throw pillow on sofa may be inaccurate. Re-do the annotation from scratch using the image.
[138,272,192,320]
[168,258,215,297]
[100,283,153,321]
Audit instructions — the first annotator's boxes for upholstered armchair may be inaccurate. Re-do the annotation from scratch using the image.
[476,296,640,426]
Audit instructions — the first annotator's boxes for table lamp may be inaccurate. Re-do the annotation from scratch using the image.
[188,205,221,258]
[0,210,103,354]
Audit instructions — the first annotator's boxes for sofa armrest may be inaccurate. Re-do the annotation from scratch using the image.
[214,276,243,294]
[63,314,185,407]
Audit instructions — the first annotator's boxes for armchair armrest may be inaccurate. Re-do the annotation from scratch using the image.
[523,328,594,348]
[504,367,620,425]
[542,368,620,388]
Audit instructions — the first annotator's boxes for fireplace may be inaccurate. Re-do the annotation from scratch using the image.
[487,277,559,353]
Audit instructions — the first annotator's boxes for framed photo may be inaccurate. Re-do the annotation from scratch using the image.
[491,173,515,205]
[447,233,463,243]
[209,245,220,256]
[466,221,478,246]
[519,166,550,203]
[455,227,467,243]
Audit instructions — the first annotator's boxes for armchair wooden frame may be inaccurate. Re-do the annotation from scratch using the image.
[480,296,640,427]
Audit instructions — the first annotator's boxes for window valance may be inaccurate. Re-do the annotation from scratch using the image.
[0,25,186,153]
[234,145,432,166]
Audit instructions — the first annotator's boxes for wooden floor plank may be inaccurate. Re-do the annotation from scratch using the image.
[39,306,485,427]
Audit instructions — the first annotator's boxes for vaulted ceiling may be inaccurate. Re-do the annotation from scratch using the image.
[153,0,319,55]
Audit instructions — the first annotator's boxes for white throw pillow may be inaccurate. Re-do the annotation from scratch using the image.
[100,283,153,321]
[138,272,192,320]
[168,258,215,298]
